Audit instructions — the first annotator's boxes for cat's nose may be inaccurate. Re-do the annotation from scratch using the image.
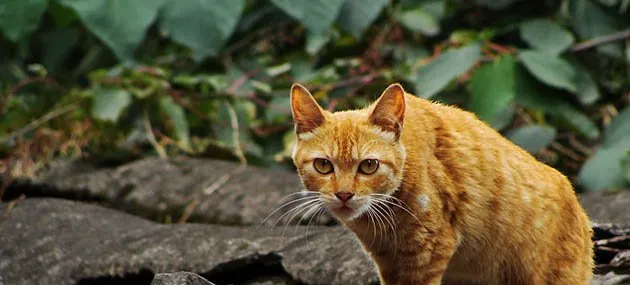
[335,192,354,202]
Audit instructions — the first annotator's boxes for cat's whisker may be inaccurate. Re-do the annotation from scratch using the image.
[257,194,321,230]
[370,203,388,248]
[276,197,321,227]
[280,199,323,241]
[365,207,378,248]
[271,197,321,232]
[305,206,325,243]
[294,199,324,234]
[370,199,398,251]
[369,195,421,224]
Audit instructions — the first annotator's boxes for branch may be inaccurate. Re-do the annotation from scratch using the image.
[143,107,168,159]
[571,29,630,52]
[0,104,77,144]
[179,101,248,223]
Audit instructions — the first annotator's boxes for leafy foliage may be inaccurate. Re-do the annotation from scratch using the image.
[1,0,629,192]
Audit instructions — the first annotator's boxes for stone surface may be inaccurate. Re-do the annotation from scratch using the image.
[7,157,630,227]
[580,191,630,225]
[0,198,378,285]
[4,157,335,226]
[151,272,215,285]
[599,272,630,285]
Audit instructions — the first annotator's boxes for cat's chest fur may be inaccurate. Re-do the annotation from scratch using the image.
[290,83,593,285]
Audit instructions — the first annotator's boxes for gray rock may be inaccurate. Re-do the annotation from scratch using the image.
[151,272,215,285]
[580,191,630,225]
[6,157,334,226]
[0,198,377,285]
[601,271,630,285]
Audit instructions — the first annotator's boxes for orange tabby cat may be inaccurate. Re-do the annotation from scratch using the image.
[289,83,593,285]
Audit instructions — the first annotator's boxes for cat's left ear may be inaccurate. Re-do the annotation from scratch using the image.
[369,83,406,140]
[290,83,326,135]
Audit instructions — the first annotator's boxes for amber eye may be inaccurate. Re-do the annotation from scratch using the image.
[313,158,334,174]
[359,159,379,174]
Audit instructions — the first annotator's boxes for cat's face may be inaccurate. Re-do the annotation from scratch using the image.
[290,84,407,221]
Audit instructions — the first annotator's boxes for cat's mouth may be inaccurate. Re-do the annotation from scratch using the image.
[327,199,369,221]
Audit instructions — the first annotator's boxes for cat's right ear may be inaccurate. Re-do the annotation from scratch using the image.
[369,83,406,140]
[290,83,325,135]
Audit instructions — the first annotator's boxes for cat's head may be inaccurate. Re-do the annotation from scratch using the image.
[290,83,407,221]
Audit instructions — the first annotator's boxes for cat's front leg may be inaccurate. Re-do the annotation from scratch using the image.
[376,228,458,285]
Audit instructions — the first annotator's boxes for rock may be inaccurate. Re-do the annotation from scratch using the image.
[600,271,630,285]
[151,272,215,285]
[0,198,377,285]
[4,157,335,226]
[580,191,630,226]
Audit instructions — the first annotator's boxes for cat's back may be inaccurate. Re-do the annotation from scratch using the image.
[401,93,593,284]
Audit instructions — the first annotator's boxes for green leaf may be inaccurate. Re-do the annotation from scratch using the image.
[603,106,630,147]
[506,125,557,153]
[556,106,600,139]
[569,0,628,57]
[622,153,630,184]
[414,43,481,98]
[58,0,166,61]
[39,29,80,72]
[474,0,517,9]
[159,95,190,149]
[0,0,48,42]
[397,9,440,36]
[570,59,600,105]
[265,96,291,123]
[91,88,132,122]
[306,31,331,55]
[48,1,78,28]
[514,66,600,139]
[469,55,516,124]
[580,106,630,191]
[337,0,388,38]
[519,50,577,93]
[160,0,245,61]
[271,0,344,33]
[579,143,630,191]
[520,19,574,55]
[213,100,262,157]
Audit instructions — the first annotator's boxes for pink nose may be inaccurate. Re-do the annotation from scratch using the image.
[335,192,354,202]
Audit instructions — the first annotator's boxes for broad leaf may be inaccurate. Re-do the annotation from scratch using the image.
[159,95,190,149]
[519,50,577,93]
[579,143,630,191]
[160,0,245,61]
[603,106,630,147]
[520,19,574,55]
[569,0,628,57]
[514,66,599,139]
[506,125,557,153]
[557,106,600,139]
[213,100,263,157]
[469,55,516,124]
[571,59,600,105]
[91,88,132,122]
[39,28,80,72]
[397,9,440,36]
[58,0,167,61]
[306,31,330,55]
[474,0,516,9]
[414,43,481,98]
[271,0,344,33]
[580,106,630,191]
[265,96,291,123]
[0,0,48,42]
[338,0,388,38]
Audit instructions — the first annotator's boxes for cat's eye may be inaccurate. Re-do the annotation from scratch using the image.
[313,158,334,174]
[359,159,379,174]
